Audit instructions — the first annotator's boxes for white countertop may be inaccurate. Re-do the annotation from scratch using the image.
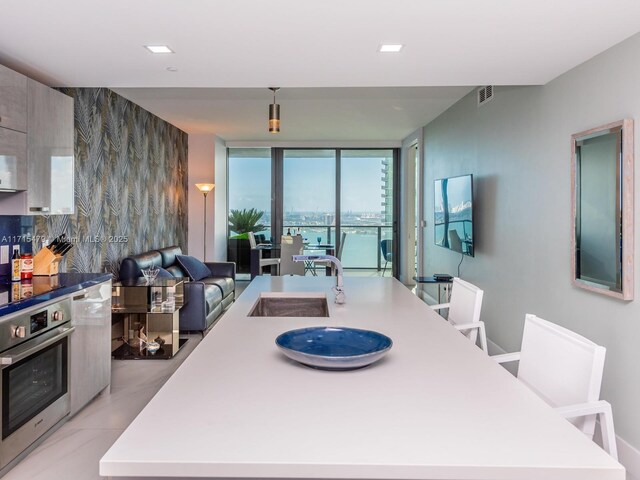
[100,276,624,480]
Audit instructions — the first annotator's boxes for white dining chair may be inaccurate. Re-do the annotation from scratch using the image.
[430,277,487,352]
[248,231,280,275]
[279,235,305,275]
[493,314,618,460]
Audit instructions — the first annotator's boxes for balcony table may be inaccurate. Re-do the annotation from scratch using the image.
[100,276,624,480]
[250,243,335,278]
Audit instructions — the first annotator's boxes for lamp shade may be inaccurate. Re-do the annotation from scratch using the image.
[196,183,215,193]
[268,87,281,134]
[269,103,280,133]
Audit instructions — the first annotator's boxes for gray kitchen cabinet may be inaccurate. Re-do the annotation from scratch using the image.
[0,63,27,133]
[70,281,112,416]
[0,77,74,214]
[0,127,26,191]
[27,78,74,214]
[0,64,27,193]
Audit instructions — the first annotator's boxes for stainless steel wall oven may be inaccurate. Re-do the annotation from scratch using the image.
[0,298,73,469]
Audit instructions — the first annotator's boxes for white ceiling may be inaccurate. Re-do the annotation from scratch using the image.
[1,0,639,141]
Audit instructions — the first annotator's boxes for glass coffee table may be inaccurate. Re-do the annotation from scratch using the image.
[111,278,187,360]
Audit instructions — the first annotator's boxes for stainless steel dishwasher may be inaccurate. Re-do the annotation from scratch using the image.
[70,281,112,416]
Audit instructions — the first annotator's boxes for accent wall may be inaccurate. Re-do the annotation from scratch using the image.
[34,88,188,276]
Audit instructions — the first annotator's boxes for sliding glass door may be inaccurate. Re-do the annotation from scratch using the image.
[228,147,398,275]
[340,150,394,271]
[282,149,336,242]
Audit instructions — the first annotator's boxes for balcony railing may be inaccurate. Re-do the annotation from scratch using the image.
[271,224,393,270]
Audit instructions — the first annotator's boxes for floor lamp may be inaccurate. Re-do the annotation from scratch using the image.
[195,183,215,260]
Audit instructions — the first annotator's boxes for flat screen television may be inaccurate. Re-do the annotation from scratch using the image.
[434,174,474,256]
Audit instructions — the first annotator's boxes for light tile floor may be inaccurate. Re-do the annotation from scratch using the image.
[3,334,202,480]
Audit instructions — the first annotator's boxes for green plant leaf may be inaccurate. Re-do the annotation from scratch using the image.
[228,208,266,234]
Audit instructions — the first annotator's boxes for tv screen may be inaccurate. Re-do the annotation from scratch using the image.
[434,174,474,256]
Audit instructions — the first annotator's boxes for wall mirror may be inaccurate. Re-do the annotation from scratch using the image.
[571,119,634,300]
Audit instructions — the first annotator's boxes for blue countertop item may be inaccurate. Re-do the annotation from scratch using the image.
[0,273,113,316]
[275,326,392,371]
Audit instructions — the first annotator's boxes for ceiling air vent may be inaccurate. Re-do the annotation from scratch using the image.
[477,86,494,106]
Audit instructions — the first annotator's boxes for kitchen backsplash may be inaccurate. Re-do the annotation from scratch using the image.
[0,216,33,280]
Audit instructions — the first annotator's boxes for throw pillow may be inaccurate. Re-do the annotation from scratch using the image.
[156,267,174,278]
[175,255,210,281]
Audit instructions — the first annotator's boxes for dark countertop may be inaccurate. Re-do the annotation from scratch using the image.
[0,273,113,316]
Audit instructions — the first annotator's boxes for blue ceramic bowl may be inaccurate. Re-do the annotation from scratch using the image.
[275,326,392,370]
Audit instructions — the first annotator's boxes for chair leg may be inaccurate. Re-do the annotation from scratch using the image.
[382,261,388,276]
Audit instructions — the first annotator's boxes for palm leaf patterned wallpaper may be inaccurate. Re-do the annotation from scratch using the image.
[34,88,188,276]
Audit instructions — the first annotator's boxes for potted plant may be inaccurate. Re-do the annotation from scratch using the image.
[227,208,266,273]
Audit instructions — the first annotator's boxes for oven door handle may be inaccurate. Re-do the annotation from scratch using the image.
[0,326,75,367]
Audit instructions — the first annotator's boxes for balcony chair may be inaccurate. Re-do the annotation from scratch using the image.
[248,231,280,275]
[430,277,487,352]
[493,314,618,460]
[380,239,392,276]
[279,235,305,275]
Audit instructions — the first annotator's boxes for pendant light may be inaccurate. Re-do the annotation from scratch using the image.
[268,87,280,133]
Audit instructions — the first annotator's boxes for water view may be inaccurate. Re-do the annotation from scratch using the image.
[228,148,394,271]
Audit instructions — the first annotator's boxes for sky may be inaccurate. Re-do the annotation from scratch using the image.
[228,154,390,214]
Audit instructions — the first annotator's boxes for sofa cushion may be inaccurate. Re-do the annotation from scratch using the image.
[203,284,223,316]
[157,267,174,278]
[202,277,234,299]
[176,255,210,281]
[157,246,183,268]
[165,265,186,277]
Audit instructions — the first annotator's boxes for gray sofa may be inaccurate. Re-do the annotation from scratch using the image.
[119,246,235,332]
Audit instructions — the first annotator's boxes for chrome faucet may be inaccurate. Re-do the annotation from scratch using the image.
[292,255,345,304]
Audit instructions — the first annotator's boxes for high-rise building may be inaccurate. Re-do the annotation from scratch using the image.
[381,156,393,225]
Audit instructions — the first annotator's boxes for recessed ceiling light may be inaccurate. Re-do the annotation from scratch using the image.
[379,44,403,53]
[144,45,174,54]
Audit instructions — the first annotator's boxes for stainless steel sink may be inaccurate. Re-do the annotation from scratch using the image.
[248,293,329,317]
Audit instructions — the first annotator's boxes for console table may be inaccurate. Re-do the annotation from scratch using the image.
[111,278,187,359]
[413,275,453,303]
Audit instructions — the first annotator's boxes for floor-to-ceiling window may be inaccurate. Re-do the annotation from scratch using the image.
[340,149,394,271]
[282,149,336,242]
[227,148,272,239]
[228,147,397,275]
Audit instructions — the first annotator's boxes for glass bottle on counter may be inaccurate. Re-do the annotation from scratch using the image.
[11,246,21,282]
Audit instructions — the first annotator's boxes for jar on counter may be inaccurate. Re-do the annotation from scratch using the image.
[20,253,33,280]
[20,279,32,298]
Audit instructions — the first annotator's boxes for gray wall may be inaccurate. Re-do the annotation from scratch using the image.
[421,32,640,449]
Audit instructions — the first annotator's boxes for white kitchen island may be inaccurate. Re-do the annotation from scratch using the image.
[100,276,624,480]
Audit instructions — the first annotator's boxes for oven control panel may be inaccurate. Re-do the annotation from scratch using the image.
[0,298,72,351]
[30,310,48,334]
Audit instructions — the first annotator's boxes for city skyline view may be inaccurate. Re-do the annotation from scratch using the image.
[228,148,394,269]
[228,149,394,225]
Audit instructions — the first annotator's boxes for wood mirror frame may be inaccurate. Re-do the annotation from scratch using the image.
[571,119,634,300]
